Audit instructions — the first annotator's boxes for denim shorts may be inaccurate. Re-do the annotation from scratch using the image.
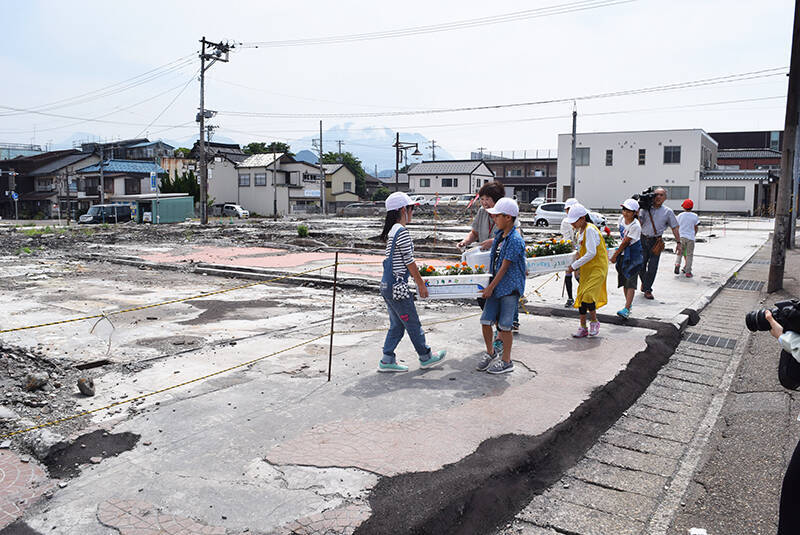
[480,293,519,332]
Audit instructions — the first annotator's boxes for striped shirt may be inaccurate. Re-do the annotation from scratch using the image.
[385,224,415,277]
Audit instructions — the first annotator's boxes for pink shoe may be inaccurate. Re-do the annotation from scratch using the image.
[685,272,693,278]
[572,326,589,338]
[589,321,600,336]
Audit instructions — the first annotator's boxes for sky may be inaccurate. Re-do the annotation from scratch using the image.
[0,0,795,168]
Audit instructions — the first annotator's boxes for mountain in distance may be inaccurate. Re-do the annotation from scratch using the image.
[290,123,454,172]
[294,149,319,164]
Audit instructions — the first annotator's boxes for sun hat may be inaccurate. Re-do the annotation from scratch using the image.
[564,198,579,208]
[681,199,694,210]
[385,191,418,211]
[486,197,519,218]
[564,203,588,224]
[621,198,640,211]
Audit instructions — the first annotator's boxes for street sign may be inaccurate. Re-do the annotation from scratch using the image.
[11,191,18,201]
[150,171,157,191]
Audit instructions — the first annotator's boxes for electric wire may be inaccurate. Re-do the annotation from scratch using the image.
[133,70,199,138]
[237,0,635,48]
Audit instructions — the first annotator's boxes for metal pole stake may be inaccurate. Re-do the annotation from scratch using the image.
[327,251,339,382]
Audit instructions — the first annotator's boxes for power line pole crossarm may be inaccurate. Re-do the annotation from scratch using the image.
[768,0,800,293]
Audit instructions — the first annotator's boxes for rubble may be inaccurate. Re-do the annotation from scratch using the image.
[77,377,96,396]
[24,371,49,391]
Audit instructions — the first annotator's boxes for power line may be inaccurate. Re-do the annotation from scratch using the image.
[238,0,635,48]
[216,68,787,119]
[134,71,199,138]
[0,54,196,117]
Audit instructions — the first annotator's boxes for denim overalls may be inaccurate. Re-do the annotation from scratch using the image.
[379,229,432,364]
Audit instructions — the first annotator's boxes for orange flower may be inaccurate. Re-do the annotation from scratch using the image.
[445,265,452,270]
[480,264,485,269]
[461,261,467,266]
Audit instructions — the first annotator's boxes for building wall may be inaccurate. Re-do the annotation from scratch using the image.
[556,130,717,211]
[325,167,358,201]
[161,157,197,179]
[698,179,754,214]
[234,165,290,216]
[717,157,781,171]
[207,159,239,205]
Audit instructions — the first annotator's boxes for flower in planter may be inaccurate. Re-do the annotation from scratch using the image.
[603,234,617,248]
[420,264,441,277]
[526,239,574,258]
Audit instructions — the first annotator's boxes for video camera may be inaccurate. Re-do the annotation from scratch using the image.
[632,187,657,211]
[745,299,800,390]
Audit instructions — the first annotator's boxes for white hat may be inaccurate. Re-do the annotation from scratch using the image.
[564,198,579,208]
[385,191,417,211]
[486,197,519,218]
[621,198,640,211]
[564,203,588,223]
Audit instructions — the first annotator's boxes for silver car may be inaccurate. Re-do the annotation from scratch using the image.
[534,202,606,228]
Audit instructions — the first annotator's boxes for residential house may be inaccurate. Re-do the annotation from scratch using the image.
[281,160,323,213]
[75,159,166,202]
[555,129,750,212]
[709,130,783,152]
[407,160,494,196]
[0,143,44,160]
[124,140,175,161]
[364,173,382,200]
[322,163,359,211]
[160,156,198,181]
[378,172,409,192]
[481,156,557,202]
[231,153,294,216]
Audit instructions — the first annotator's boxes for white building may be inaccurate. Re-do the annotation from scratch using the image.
[556,129,719,212]
[407,161,494,196]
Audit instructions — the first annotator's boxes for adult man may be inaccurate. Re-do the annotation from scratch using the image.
[638,187,681,300]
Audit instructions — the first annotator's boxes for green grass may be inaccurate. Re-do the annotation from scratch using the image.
[297,224,309,238]
[16,246,32,255]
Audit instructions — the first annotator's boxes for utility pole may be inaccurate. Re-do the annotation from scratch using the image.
[336,140,344,161]
[198,36,231,225]
[395,132,400,192]
[427,140,437,161]
[318,120,326,215]
[768,0,800,292]
[570,101,577,201]
[99,145,105,204]
[476,147,486,160]
[272,148,278,220]
[64,173,71,225]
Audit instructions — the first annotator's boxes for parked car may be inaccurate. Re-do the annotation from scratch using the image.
[78,204,132,224]
[531,197,546,209]
[409,195,427,205]
[454,194,477,206]
[426,195,458,206]
[222,204,249,218]
[533,202,606,228]
[341,202,383,216]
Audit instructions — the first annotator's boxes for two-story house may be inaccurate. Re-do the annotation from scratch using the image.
[322,163,359,211]
[407,160,494,196]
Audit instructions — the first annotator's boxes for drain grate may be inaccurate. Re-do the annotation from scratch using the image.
[749,260,771,265]
[726,279,765,291]
[683,331,737,349]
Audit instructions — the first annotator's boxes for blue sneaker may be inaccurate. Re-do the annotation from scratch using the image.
[487,359,514,374]
[616,307,631,320]
[378,361,408,373]
[476,351,496,371]
[419,350,446,369]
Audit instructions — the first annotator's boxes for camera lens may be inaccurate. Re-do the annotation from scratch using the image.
[745,309,770,332]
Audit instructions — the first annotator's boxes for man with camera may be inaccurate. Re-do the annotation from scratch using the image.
[758,302,800,534]
[638,187,681,300]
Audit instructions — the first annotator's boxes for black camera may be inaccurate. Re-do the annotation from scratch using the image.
[633,187,657,211]
[745,299,800,333]
[745,299,800,390]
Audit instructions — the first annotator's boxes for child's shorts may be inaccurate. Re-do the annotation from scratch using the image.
[480,293,519,332]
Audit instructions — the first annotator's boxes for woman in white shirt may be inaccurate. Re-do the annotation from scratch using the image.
[610,199,644,319]
[560,198,579,307]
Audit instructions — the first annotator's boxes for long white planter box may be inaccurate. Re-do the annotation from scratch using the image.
[413,273,491,299]
[463,247,577,277]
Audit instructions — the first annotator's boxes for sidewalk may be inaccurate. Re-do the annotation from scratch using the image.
[0,229,772,535]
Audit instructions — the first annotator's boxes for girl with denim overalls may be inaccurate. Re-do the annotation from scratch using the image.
[378,192,447,373]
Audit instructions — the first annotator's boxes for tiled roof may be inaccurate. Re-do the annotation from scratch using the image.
[322,163,343,174]
[700,170,772,181]
[76,159,165,174]
[29,153,97,176]
[717,149,782,159]
[127,140,174,149]
[408,161,489,175]
[239,153,285,168]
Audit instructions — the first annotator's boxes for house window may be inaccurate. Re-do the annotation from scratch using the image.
[508,169,522,177]
[638,149,646,165]
[576,147,590,166]
[343,181,352,192]
[664,146,681,164]
[420,178,431,187]
[476,179,481,188]
[441,178,458,187]
[605,150,613,166]
[662,186,689,199]
[238,173,250,187]
[770,131,780,151]
[706,186,745,201]
[124,178,140,195]
[254,173,266,186]
[533,169,544,177]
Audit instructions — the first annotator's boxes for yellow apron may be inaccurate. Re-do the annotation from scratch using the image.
[574,223,609,309]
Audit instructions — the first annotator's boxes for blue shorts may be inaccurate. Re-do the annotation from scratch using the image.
[480,294,519,332]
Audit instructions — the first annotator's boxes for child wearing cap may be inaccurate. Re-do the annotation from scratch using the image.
[610,199,644,319]
[675,199,699,278]
[565,203,609,337]
[377,192,446,373]
[476,198,526,374]
[560,198,579,308]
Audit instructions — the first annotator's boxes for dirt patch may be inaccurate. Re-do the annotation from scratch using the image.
[43,429,140,479]
[179,298,285,325]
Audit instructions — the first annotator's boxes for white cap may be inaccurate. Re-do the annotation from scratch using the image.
[564,198,579,208]
[486,197,519,218]
[564,203,588,223]
[621,198,640,211]
[385,191,417,211]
